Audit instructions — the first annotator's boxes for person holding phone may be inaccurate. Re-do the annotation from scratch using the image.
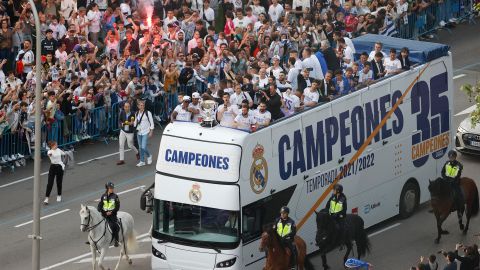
[44,141,65,205]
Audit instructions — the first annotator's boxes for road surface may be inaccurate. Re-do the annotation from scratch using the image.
[0,20,479,270]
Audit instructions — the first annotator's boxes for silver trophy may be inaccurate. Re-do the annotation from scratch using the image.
[200,100,217,127]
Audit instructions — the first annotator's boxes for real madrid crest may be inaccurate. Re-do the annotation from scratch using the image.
[189,183,202,203]
[250,144,268,194]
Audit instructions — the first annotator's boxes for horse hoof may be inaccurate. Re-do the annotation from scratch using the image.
[441,230,449,235]
[128,259,133,265]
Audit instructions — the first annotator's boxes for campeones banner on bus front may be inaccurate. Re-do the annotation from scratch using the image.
[277,71,450,182]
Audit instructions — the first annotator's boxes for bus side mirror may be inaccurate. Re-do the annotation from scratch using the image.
[140,195,147,211]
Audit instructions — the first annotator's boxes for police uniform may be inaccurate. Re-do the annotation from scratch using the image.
[97,191,120,244]
[273,214,297,265]
[441,158,464,209]
[325,190,347,237]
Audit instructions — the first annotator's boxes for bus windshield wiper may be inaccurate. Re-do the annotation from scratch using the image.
[193,240,221,253]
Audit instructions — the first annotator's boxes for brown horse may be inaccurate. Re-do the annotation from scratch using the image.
[429,177,479,244]
[259,226,313,270]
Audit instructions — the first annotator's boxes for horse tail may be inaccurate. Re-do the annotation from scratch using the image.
[126,229,138,253]
[471,181,479,216]
[304,256,315,270]
[355,217,371,258]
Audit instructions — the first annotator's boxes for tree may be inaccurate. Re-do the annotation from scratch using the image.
[460,81,480,127]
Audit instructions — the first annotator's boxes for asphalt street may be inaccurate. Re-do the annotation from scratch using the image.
[0,20,479,270]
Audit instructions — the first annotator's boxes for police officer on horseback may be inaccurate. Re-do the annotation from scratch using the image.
[98,182,121,247]
[325,184,347,241]
[273,206,297,267]
[441,150,464,210]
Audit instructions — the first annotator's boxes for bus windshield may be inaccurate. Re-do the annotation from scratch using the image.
[153,199,240,249]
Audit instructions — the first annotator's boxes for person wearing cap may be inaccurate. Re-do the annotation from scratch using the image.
[273,206,297,266]
[171,95,194,122]
[98,182,121,247]
[190,92,202,123]
[441,150,464,211]
[325,184,348,241]
[41,29,58,56]
[266,55,284,80]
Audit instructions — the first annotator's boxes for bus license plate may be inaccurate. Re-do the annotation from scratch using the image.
[470,141,480,147]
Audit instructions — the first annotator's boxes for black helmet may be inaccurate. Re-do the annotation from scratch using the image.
[280,206,290,214]
[334,184,343,193]
[448,150,457,158]
[105,182,115,189]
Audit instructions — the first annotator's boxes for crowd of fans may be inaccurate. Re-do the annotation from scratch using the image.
[0,0,469,166]
[413,243,480,270]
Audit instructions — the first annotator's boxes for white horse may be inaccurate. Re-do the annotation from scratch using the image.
[79,204,137,270]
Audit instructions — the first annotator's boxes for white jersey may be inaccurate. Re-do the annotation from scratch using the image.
[174,105,192,122]
[230,91,252,107]
[234,113,257,131]
[189,102,202,123]
[253,109,271,127]
[282,92,301,116]
[303,89,319,107]
[219,105,239,128]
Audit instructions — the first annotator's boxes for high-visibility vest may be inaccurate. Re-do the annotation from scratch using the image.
[102,199,116,211]
[445,163,460,178]
[329,200,343,215]
[276,221,292,237]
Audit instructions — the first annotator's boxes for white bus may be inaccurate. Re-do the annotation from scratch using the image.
[149,36,453,270]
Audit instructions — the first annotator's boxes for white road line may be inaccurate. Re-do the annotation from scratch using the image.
[455,104,477,117]
[15,209,71,228]
[74,253,151,263]
[1,150,131,189]
[94,186,146,202]
[77,150,131,165]
[41,232,151,270]
[368,223,401,237]
[453,74,466,80]
[0,171,48,189]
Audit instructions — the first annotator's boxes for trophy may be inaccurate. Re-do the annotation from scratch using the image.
[200,100,217,127]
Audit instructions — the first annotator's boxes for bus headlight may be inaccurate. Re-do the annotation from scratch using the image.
[152,246,166,260]
[216,257,236,268]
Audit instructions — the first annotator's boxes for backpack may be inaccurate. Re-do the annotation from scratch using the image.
[178,68,194,85]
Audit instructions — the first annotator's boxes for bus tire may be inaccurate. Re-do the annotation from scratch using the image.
[399,181,419,219]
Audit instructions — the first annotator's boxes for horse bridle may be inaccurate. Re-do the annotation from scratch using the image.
[81,208,105,232]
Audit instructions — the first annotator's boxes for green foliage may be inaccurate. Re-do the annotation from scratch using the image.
[460,81,480,128]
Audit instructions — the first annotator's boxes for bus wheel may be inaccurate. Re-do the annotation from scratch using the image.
[399,181,419,219]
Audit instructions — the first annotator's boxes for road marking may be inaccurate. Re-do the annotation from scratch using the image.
[0,171,48,189]
[77,150,131,165]
[41,232,150,270]
[74,253,151,263]
[453,74,466,80]
[0,150,132,189]
[368,223,401,237]
[94,185,146,202]
[455,104,477,117]
[15,209,71,228]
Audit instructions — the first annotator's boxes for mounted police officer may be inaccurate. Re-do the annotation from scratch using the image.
[441,150,464,210]
[325,184,347,241]
[98,182,120,247]
[273,206,297,267]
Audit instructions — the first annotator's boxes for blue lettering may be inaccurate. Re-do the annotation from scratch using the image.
[339,111,351,156]
[195,153,201,166]
[201,154,208,167]
[325,117,339,162]
[208,156,217,168]
[292,130,306,176]
[305,122,325,170]
[379,94,392,140]
[351,106,365,150]
[279,135,291,180]
[391,90,404,135]
[171,150,178,162]
[165,149,172,161]
[178,151,189,164]
[188,153,195,164]
[216,157,222,168]
[223,157,229,170]
[365,100,380,143]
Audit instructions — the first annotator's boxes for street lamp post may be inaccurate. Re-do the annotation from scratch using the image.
[27,1,43,269]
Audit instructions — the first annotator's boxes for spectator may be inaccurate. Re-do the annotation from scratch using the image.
[333,69,353,95]
[443,251,458,270]
[302,80,320,108]
[302,47,324,80]
[358,62,374,85]
[117,102,139,165]
[43,141,65,205]
[455,244,476,270]
[368,41,387,61]
[318,70,336,102]
[371,52,386,80]
[399,47,411,70]
[297,68,315,94]
[261,83,283,121]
